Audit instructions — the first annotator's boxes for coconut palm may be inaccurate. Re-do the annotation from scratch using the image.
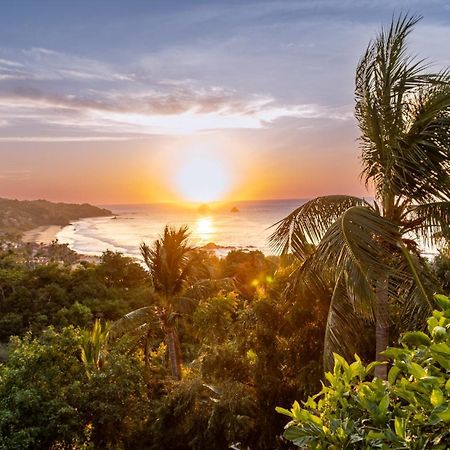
[270,15,450,379]
[110,225,235,380]
[111,226,197,380]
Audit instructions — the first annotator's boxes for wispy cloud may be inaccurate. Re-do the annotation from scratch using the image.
[0,47,351,140]
[0,47,131,82]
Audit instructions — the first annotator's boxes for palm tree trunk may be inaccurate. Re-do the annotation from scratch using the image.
[374,277,389,379]
[166,327,182,380]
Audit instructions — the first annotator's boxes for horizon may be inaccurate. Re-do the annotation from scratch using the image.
[1,1,450,204]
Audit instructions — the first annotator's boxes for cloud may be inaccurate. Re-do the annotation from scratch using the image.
[0,47,131,82]
[0,48,352,141]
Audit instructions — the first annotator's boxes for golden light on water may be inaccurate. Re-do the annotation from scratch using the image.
[195,216,215,241]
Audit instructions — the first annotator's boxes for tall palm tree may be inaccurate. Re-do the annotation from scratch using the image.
[116,226,197,379]
[270,15,450,379]
[110,226,234,379]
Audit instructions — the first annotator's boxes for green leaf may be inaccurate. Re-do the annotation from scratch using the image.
[394,417,406,438]
[409,362,427,379]
[388,366,401,385]
[378,394,390,417]
[430,342,450,357]
[275,407,293,418]
[437,405,450,423]
[400,331,432,347]
[434,294,450,312]
[431,389,445,407]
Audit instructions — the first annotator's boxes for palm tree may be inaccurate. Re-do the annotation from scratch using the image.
[270,15,450,379]
[110,225,235,380]
[80,319,110,378]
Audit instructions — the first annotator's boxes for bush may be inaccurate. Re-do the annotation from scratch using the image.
[0,326,149,449]
[278,295,450,449]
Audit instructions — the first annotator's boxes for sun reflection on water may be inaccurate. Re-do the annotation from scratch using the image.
[195,217,215,242]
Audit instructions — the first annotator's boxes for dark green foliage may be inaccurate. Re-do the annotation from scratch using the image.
[279,296,450,449]
[432,246,450,294]
[0,250,151,340]
[147,377,257,450]
[0,327,149,450]
[0,327,86,449]
[141,261,329,449]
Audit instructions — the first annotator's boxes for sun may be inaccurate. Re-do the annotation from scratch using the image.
[175,153,230,203]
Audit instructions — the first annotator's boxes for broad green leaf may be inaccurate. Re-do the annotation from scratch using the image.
[430,342,450,357]
[409,362,427,379]
[431,389,444,407]
[434,294,450,312]
[401,331,432,347]
[437,405,450,423]
[388,366,401,385]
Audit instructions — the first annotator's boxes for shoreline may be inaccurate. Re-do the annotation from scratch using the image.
[22,225,65,245]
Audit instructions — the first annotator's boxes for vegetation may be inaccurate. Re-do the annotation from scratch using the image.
[0,197,111,236]
[0,238,333,448]
[278,295,450,449]
[0,13,449,450]
[270,15,450,378]
[0,327,149,449]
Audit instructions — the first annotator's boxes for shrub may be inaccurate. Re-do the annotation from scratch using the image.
[0,326,149,449]
[278,295,450,449]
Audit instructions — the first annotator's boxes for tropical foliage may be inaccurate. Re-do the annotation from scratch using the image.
[0,327,148,450]
[278,295,450,449]
[270,14,450,377]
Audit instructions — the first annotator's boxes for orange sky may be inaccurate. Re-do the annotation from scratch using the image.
[0,123,368,205]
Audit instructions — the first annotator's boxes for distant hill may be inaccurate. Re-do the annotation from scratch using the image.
[0,198,112,235]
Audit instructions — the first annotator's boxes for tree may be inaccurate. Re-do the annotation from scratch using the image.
[270,15,450,378]
[0,326,149,449]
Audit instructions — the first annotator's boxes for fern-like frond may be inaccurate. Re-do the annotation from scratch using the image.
[269,195,368,260]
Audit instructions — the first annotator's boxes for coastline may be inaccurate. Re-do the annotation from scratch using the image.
[22,225,64,245]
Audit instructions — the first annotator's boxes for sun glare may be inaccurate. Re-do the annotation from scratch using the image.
[175,153,230,203]
[195,217,215,241]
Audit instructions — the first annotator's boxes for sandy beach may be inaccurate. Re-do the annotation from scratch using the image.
[22,225,64,244]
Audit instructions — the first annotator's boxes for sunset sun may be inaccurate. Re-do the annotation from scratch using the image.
[175,153,230,203]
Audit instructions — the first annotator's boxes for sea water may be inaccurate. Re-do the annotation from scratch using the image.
[56,199,307,259]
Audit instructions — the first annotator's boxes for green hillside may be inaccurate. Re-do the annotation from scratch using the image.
[0,198,112,235]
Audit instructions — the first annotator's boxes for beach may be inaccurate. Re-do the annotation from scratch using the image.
[22,225,64,245]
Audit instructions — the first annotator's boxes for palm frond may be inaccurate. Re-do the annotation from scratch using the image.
[392,249,434,332]
[396,78,450,202]
[403,201,450,245]
[355,14,450,201]
[109,306,156,340]
[311,206,400,315]
[323,277,374,371]
[269,195,368,259]
[140,225,196,297]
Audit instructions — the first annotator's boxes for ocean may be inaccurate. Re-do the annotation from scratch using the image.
[56,199,306,259]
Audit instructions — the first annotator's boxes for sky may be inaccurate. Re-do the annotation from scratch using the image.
[0,0,450,204]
